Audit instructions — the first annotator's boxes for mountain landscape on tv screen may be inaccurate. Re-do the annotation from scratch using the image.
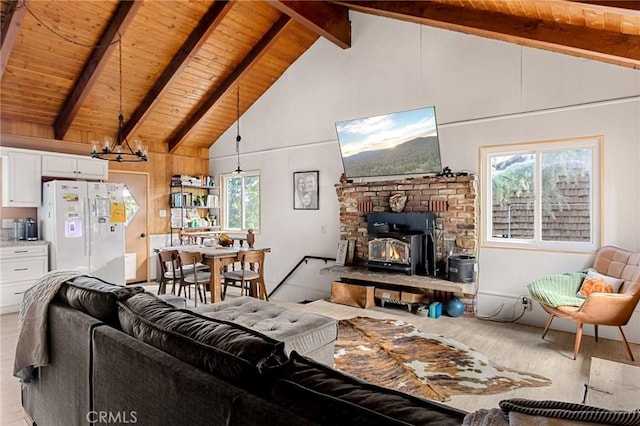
[343,136,441,178]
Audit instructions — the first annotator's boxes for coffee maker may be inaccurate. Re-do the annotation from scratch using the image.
[25,217,38,240]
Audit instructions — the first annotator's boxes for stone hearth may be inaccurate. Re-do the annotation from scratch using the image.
[336,175,477,263]
[335,175,478,315]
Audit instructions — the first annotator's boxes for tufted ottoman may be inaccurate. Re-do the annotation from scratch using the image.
[193,296,338,366]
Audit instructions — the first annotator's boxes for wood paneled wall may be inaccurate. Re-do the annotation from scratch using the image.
[0,118,209,235]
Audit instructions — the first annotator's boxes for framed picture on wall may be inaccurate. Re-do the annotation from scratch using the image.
[293,170,319,210]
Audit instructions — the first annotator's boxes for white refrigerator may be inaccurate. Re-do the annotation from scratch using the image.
[39,180,126,285]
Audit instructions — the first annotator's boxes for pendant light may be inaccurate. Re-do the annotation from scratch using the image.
[91,35,148,162]
[234,86,243,174]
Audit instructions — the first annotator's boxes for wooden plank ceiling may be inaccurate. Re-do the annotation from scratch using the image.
[1,0,638,155]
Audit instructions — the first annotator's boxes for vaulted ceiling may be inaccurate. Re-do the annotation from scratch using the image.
[1,0,638,156]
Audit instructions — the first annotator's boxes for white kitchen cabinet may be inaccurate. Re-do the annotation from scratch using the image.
[1,148,42,207]
[0,244,48,314]
[42,153,108,180]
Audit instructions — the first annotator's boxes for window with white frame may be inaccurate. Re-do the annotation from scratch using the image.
[221,171,260,232]
[480,137,601,251]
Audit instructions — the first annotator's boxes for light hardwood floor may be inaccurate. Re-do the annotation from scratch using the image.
[1,311,22,426]
[1,297,638,425]
[288,300,640,413]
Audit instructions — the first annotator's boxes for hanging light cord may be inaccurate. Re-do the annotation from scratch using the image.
[117,34,125,147]
[235,86,242,173]
[119,35,123,118]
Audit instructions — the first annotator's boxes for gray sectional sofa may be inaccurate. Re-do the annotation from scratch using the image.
[21,276,467,425]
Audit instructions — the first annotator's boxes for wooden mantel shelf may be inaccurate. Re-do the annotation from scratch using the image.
[322,266,477,295]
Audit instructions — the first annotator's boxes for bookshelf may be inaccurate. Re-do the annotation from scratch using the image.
[170,178,219,245]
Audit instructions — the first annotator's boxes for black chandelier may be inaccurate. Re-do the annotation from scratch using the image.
[91,36,148,163]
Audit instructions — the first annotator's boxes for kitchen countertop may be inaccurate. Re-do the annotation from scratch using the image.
[0,240,48,248]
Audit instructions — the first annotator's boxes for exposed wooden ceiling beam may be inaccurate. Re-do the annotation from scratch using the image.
[53,0,142,140]
[570,1,640,13]
[1,0,27,80]
[168,14,292,153]
[269,0,351,49]
[334,1,640,70]
[122,0,234,142]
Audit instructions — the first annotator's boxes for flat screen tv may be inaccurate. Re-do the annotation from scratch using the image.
[335,106,442,179]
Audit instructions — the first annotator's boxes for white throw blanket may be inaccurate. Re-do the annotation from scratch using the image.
[13,270,82,383]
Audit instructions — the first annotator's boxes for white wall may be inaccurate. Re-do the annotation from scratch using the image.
[210,12,640,340]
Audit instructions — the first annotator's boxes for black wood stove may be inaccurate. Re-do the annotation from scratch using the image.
[366,212,435,275]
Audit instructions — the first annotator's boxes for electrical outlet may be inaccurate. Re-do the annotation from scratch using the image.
[521,296,533,311]
[2,219,15,229]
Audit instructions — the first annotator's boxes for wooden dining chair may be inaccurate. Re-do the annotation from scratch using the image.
[158,249,210,294]
[157,250,181,295]
[178,252,212,306]
[218,255,241,301]
[222,249,268,301]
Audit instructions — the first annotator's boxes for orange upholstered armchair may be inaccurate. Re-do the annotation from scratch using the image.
[531,246,640,361]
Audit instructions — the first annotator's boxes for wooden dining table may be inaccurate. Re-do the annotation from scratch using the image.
[159,244,239,303]
[161,244,268,303]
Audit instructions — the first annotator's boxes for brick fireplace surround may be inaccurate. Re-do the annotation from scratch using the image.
[335,175,478,314]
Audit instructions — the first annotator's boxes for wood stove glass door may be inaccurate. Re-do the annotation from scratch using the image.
[368,238,410,265]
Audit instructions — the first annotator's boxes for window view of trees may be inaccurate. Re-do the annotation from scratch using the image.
[243,175,260,230]
[491,153,535,239]
[489,146,593,243]
[225,176,242,230]
[223,172,260,231]
[121,185,140,227]
[541,149,591,241]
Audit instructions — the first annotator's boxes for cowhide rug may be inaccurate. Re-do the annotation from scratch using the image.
[334,317,552,402]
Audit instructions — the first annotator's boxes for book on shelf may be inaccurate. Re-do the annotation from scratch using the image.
[170,192,196,208]
[170,193,180,207]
